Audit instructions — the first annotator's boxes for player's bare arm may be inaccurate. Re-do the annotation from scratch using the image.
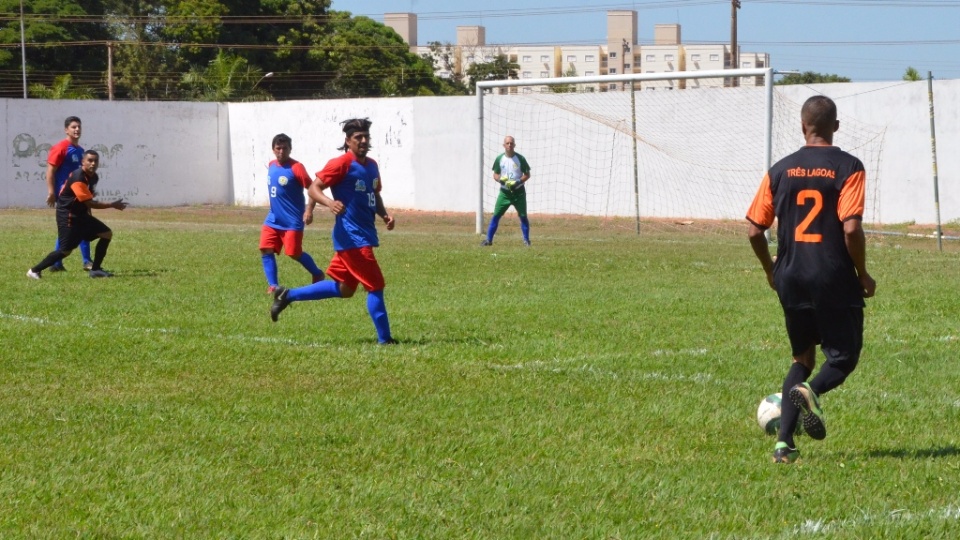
[45,163,57,207]
[308,181,343,215]
[843,218,876,298]
[84,198,127,211]
[304,198,317,225]
[747,222,775,290]
[375,193,395,230]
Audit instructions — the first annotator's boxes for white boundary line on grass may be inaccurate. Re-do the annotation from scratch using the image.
[782,503,960,537]
[0,311,328,348]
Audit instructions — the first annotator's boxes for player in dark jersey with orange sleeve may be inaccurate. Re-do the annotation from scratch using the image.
[45,116,93,271]
[27,150,127,279]
[746,95,876,464]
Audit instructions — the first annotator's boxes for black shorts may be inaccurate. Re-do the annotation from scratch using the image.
[58,215,110,251]
[783,306,864,364]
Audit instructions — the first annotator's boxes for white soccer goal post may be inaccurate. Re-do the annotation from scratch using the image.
[476,68,775,235]
[476,68,887,237]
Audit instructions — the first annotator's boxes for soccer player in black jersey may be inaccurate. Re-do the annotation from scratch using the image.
[27,150,127,279]
[746,95,877,464]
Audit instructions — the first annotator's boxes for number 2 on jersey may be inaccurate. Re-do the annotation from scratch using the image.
[795,189,823,243]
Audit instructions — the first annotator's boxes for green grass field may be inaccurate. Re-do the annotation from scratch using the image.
[2,207,959,539]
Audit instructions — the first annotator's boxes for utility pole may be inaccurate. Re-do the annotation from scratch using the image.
[20,0,27,98]
[730,0,741,87]
[107,42,114,100]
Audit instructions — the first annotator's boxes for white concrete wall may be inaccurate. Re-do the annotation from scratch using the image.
[2,79,958,225]
[1,99,227,208]
[777,80,960,225]
[227,96,477,213]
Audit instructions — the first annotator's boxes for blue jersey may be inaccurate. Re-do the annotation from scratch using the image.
[48,139,84,193]
[316,152,382,251]
[264,158,312,231]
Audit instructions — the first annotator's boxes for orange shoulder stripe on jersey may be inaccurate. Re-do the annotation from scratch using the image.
[71,180,94,202]
[838,170,865,221]
[745,173,774,228]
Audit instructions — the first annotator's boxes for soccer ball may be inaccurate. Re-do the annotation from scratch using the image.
[757,392,784,435]
[757,392,804,436]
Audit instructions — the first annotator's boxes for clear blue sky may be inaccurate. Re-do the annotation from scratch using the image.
[332,0,960,82]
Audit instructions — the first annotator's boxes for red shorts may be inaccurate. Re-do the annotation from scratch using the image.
[326,246,385,292]
[260,226,303,257]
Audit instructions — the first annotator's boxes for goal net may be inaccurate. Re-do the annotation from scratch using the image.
[477,69,885,236]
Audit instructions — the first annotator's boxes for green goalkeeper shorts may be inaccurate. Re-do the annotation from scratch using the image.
[493,188,527,217]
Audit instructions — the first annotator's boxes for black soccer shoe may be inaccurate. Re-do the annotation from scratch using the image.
[772,442,800,464]
[790,383,826,440]
[270,286,291,322]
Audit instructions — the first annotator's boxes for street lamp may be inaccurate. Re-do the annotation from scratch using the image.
[253,72,274,90]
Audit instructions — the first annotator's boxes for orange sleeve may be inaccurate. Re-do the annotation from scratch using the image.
[838,170,865,221]
[316,154,351,187]
[745,173,775,228]
[71,181,94,203]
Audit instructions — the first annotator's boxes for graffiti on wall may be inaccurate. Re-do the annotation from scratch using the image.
[10,133,143,201]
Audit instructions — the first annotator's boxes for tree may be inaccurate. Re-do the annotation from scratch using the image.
[550,64,578,93]
[28,73,95,98]
[422,41,468,95]
[181,49,271,101]
[311,12,449,98]
[103,0,185,100]
[775,71,851,85]
[219,0,332,100]
[466,54,519,93]
[1,0,467,100]
[903,67,922,81]
[0,0,111,98]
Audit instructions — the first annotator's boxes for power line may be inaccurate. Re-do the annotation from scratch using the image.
[3,36,959,50]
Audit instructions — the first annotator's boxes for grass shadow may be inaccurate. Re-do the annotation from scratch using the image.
[111,268,170,278]
[867,445,960,459]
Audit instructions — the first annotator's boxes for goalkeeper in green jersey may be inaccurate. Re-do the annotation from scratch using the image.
[481,135,532,246]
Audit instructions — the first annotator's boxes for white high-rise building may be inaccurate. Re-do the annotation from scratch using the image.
[385,11,769,92]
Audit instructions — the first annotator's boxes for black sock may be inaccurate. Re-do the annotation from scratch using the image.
[809,364,849,396]
[32,251,67,273]
[92,237,111,271]
[778,362,812,447]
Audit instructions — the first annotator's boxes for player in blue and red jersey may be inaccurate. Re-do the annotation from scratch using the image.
[270,118,398,345]
[27,150,127,279]
[259,133,325,293]
[45,116,93,271]
[747,95,877,464]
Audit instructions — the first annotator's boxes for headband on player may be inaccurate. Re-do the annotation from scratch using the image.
[341,118,372,136]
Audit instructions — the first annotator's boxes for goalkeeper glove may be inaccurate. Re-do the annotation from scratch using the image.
[510,180,524,191]
[504,179,517,190]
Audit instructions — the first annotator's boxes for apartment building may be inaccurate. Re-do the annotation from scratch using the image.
[385,11,769,92]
